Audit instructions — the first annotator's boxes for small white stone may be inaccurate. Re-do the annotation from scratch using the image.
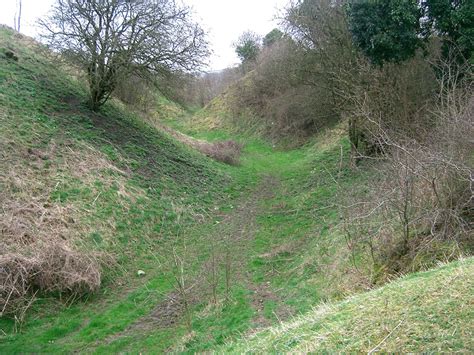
[137,270,146,276]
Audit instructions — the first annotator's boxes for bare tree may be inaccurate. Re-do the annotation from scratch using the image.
[39,0,209,111]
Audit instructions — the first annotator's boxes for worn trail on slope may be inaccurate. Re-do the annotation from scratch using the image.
[100,174,292,346]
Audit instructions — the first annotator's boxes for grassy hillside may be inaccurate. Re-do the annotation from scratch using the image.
[221,257,474,352]
[0,26,229,267]
[1,26,472,353]
[0,25,229,349]
[0,26,361,352]
[182,73,266,138]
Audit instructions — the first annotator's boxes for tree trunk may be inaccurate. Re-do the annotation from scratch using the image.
[89,85,105,111]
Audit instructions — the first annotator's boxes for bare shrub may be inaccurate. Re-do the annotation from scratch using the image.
[169,247,193,332]
[202,249,221,305]
[342,78,473,283]
[224,38,338,140]
[341,55,439,163]
[223,1,357,141]
[263,85,335,141]
[252,40,333,138]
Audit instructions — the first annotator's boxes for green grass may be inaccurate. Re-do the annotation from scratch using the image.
[0,26,229,351]
[1,26,472,353]
[220,257,474,353]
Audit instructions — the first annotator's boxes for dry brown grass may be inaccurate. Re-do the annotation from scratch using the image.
[0,255,38,319]
[197,140,243,166]
[0,107,144,318]
[0,140,103,318]
[159,124,243,165]
[0,243,101,318]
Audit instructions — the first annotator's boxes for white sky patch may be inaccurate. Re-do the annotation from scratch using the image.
[0,0,289,71]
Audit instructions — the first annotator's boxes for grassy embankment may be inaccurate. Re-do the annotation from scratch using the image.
[220,257,474,352]
[0,26,355,353]
[1,27,471,353]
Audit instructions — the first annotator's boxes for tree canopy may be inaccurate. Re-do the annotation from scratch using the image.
[424,0,474,62]
[347,0,474,65]
[234,31,261,64]
[263,28,284,47]
[347,0,423,65]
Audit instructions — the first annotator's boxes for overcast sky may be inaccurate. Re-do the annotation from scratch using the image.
[0,0,289,71]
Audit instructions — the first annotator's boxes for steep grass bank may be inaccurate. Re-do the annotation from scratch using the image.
[221,257,474,353]
[1,26,353,352]
[0,26,230,347]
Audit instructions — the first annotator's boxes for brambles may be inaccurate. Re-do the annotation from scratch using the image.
[0,243,101,320]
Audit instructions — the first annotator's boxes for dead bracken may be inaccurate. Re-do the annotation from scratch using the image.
[160,124,243,165]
